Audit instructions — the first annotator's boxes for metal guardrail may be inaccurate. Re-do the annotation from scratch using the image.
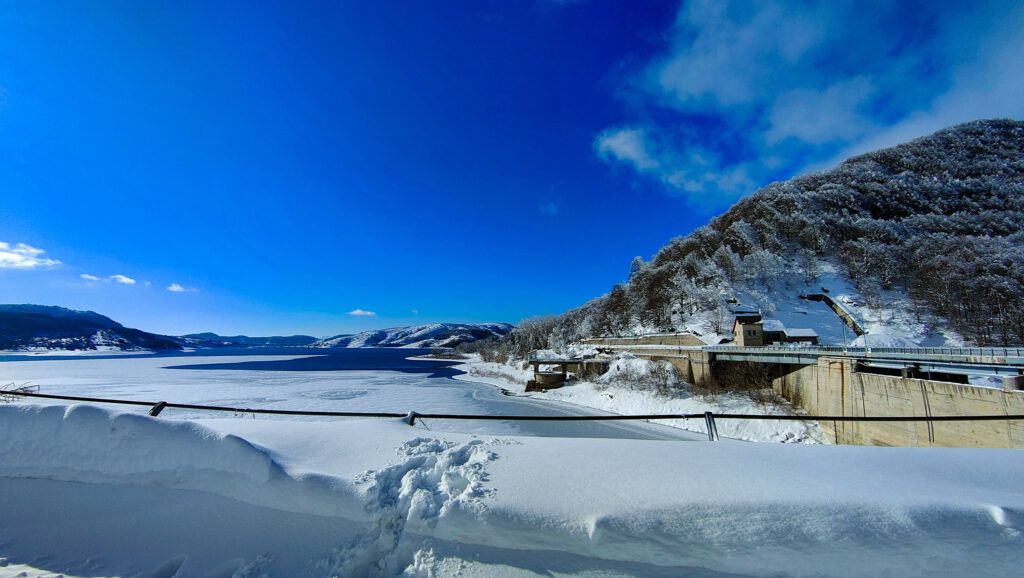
[704,345,1024,357]
[4,389,1024,442]
[584,343,1024,359]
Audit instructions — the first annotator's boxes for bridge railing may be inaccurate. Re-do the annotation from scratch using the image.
[3,389,1024,443]
[703,345,1024,359]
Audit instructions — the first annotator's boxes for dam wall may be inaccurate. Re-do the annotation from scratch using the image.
[580,340,1024,447]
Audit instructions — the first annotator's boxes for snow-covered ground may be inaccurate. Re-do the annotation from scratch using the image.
[674,262,966,348]
[0,350,703,440]
[1,351,1022,575]
[448,354,827,443]
[1,403,1022,577]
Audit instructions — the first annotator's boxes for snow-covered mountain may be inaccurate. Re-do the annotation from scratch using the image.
[0,304,513,352]
[548,119,1024,347]
[0,304,182,351]
[313,322,514,349]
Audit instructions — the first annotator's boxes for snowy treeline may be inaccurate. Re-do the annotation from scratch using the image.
[457,316,559,362]
[314,322,514,349]
[544,119,1024,347]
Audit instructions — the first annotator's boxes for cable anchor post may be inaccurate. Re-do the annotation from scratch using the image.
[704,411,719,441]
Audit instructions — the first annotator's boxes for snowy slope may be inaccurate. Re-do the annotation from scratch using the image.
[0,304,182,351]
[708,262,966,346]
[1,403,1022,577]
[315,322,513,349]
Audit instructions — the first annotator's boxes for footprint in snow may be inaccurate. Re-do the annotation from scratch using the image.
[324,437,503,577]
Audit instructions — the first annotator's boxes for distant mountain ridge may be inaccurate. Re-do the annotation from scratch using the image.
[0,304,181,351]
[314,322,514,349]
[0,304,513,352]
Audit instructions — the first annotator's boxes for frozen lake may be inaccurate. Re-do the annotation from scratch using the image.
[0,347,701,440]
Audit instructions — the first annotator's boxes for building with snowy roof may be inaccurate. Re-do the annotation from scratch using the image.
[732,312,819,346]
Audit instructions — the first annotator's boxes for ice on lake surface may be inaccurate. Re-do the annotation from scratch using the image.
[0,347,702,440]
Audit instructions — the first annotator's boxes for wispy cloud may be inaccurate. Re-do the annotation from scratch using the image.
[0,242,61,270]
[538,201,560,216]
[348,309,376,317]
[595,128,658,171]
[595,126,753,203]
[597,0,1024,206]
[167,283,197,293]
[81,273,139,286]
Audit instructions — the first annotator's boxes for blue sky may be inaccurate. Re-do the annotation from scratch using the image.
[1,1,1022,336]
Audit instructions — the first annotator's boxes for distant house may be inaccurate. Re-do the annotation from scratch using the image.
[732,312,818,346]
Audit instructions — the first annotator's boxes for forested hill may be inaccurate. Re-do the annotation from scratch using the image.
[550,119,1024,347]
[0,304,182,351]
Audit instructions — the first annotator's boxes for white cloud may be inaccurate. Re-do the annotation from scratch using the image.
[411,309,420,315]
[80,273,101,282]
[595,127,659,171]
[109,274,136,285]
[647,0,838,110]
[348,309,376,317]
[597,0,1024,205]
[821,4,1024,168]
[167,283,187,293]
[765,78,877,145]
[0,242,61,270]
[538,202,560,216]
[595,126,753,203]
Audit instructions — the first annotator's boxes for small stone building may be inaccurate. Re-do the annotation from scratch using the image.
[732,312,819,346]
[733,310,765,346]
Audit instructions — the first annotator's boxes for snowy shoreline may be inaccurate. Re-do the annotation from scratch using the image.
[410,353,828,444]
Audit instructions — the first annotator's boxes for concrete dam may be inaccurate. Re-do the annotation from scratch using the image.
[576,336,1024,448]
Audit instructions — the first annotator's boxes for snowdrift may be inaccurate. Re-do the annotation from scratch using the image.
[0,404,364,519]
[2,404,1024,577]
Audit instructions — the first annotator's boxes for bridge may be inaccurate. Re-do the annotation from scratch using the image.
[526,355,610,390]
[596,344,1024,381]
[575,336,1024,448]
